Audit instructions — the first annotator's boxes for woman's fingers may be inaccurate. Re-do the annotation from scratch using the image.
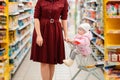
[36,40,40,46]
[40,40,43,46]
[37,40,43,46]
[36,36,43,46]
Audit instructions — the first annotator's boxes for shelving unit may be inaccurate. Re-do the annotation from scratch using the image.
[91,30,104,40]
[0,0,33,79]
[104,0,120,79]
[8,0,33,76]
[0,0,10,80]
[91,41,104,54]
[79,0,104,61]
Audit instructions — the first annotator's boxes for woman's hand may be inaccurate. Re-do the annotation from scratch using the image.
[64,36,69,42]
[36,36,43,46]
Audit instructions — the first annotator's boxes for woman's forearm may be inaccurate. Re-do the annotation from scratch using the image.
[34,19,41,37]
[61,20,68,37]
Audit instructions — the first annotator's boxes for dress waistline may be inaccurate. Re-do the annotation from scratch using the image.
[40,18,59,23]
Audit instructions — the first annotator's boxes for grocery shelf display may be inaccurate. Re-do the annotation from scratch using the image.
[0,0,33,79]
[104,0,120,80]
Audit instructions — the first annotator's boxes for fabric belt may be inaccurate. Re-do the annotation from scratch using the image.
[41,18,59,23]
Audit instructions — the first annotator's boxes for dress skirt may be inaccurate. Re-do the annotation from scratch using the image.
[30,20,65,64]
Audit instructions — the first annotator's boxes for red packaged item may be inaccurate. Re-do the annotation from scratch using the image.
[74,41,80,45]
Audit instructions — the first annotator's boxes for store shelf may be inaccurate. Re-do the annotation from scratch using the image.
[107,30,120,34]
[19,9,24,13]
[106,45,120,49]
[107,0,120,2]
[10,38,30,59]
[0,40,7,43]
[18,21,31,30]
[9,12,19,16]
[19,30,30,41]
[0,69,4,74]
[0,13,6,16]
[11,47,30,74]
[9,25,19,31]
[83,17,96,22]
[0,64,8,74]
[0,27,6,29]
[107,16,120,19]
[91,52,99,61]
[10,29,31,46]
[86,0,96,3]
[0,0,5,1]
[86,9,97,12]
[24,8,31,11]
[9,8,31,16]
[19,14,31,20]
[0,60,8,67]
[91,30,104,40]
[108,62,120,66]
[0,0,33,79]
[19,0,31,2]
[9,39,19,46]
[91,41,104,54]
[104,0,120,78]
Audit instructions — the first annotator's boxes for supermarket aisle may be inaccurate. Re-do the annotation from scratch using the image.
[11,24,104,80]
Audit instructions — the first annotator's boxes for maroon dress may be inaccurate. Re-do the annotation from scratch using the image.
[30,0,68,64]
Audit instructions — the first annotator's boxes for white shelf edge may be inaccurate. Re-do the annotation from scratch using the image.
[19,9,24,13]
[106,45,120,49]
[11,47,30,74]
[107,16,120,18]
[10,38,30,59]
[91,41,104,54]
[0,13,6,16]
[83,17,96,22]
[107,30,120,34]
[108,62,120,66]
[91,30,104,40]
[19,0,31,2]
[108,0,120,1]
[19,8,31,13]
[9,26,19,31]
[86,0,97,3]
[24,8,31,11]
[10,39,19,46]
[9,12,19,15]
[86,9,97,12]
[19,30,30,41]
[18,21,31,30]
[19,14,31,20]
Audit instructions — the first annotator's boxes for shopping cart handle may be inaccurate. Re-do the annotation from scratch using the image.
[105,65,116,69]
[85,64,104,68]
[95,64,104,68]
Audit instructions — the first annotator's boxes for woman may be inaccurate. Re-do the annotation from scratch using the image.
[30,0,68,80]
